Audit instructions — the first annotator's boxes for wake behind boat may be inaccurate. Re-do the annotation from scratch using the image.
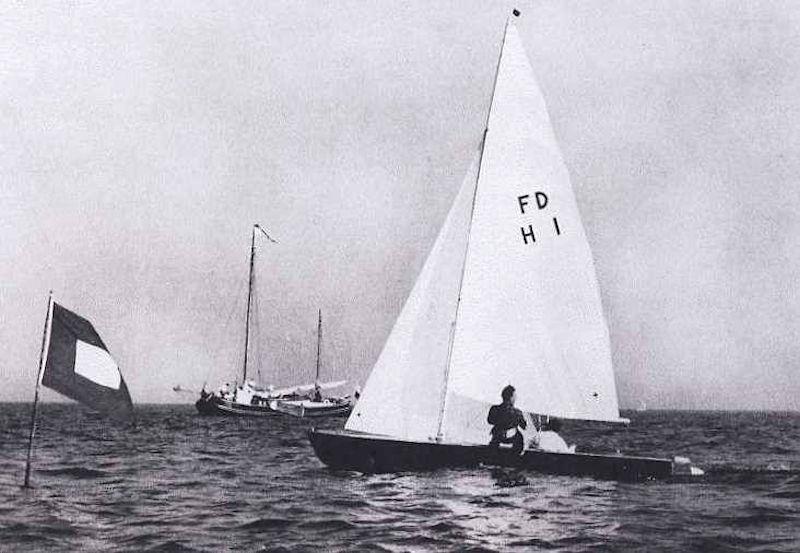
[309,11,703,481]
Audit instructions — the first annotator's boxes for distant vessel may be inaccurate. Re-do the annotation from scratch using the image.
[271,310,354,418]
[195,225,345,417]
[310,11,703,480]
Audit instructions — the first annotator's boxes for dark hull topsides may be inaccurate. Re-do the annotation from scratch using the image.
[195,395,278,417]
[195,394,352,418]
[309,429,683,482]
[281,403,353,418]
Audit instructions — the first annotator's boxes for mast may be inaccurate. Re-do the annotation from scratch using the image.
[23,290,54,488]
[242,224,278,384]
[435,11,517,441]
[242,225,257,382]
[315,309,322,384]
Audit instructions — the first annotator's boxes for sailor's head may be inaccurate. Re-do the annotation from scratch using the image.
[501,385,516,405]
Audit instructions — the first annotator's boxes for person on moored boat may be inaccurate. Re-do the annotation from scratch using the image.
[530,417,576,453]
[312,383,323,403]
[488,385,527,455]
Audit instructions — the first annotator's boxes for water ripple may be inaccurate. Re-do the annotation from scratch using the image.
[0,405,798,551]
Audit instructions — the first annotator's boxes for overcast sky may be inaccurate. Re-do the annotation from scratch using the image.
[2,0,799,409]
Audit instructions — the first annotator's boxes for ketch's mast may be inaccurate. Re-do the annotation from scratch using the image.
[435,10,519,441]
[315,309,322,384]
[242,224,278,383]
[242,226,257,382]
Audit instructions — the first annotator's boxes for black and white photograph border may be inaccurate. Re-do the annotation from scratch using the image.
[1,1,798,552]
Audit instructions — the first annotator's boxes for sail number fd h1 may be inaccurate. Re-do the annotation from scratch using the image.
[517,192,561,245]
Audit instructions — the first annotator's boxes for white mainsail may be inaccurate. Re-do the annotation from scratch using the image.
[347,18,624,444]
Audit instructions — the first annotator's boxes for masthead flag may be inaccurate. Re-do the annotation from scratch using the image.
[41,303,134,422]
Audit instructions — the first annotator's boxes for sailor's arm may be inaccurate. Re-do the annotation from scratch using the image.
[516,409,527,429]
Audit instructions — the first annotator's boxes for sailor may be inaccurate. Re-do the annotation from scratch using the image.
[531,418,575,453]
[487,385,527,455]
[312,383,323,403]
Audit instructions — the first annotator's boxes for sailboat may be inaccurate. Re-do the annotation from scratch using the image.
[271,310,354,418]
[195,225,345,416]
[309,12,703,480]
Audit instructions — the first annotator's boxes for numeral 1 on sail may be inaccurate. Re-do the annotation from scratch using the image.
[517,192,561,245]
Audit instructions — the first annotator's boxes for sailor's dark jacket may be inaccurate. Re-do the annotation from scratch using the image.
[487,403,527,437]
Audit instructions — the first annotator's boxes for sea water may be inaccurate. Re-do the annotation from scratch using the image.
[0,404,798,552]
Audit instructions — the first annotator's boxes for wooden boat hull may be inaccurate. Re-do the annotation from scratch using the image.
[195,394,350,418]
[273,400,353,418]
[195,395,278,417]
[308,429,679,481]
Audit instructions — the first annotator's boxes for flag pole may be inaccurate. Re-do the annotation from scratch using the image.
[23,291,54,488]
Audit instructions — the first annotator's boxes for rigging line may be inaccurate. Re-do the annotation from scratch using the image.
[249,223,278,384]
[435,16,512,442]
[201,272,249,390]
[250,272,264,385]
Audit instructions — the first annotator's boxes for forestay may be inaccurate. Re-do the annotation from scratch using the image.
[345,152,480,441]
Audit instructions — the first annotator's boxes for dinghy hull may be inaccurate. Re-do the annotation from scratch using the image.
[308,429,680,481]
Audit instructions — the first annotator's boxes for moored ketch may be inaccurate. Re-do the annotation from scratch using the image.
[309,11,703,480]
[195,225,347,416]
[271,310,354,418]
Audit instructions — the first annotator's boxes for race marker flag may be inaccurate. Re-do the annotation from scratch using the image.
[24,294,134,487]
[41,302,135,421]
